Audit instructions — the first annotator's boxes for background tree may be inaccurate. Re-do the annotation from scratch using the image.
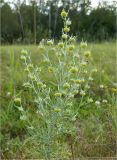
[1,0,116,44]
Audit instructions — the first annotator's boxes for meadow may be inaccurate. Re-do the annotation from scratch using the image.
[0,41,116,159]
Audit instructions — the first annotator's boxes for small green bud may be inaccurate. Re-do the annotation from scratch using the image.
[48,67,54,73]
[14,98,21,105]
[21,50,28,55]
[63,83,70,89]
[75,79,81,84]
[27,64,33,69]
[58,42,64,48]
[62,34,68,39]
[80,42,87,48]
[20,55,26,61]
[70,67,78,73]
[84,51,91,57]
[24,68,29,72]
[54,108,61,112]
[47,40,53,45]
[42,84,46,88]
[37,81,43,87]
[54,92,62,97]
[61,9,68,18]
[64,26,70,33]
[69,36,76,42]
[68,45,75,51]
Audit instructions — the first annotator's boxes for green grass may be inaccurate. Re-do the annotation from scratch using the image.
[0,42,116,159]
[1,42,116,90]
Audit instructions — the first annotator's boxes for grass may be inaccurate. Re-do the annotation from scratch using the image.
[0,42,117,159]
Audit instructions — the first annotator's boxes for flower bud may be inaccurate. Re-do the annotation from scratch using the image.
[68,45,75,51]
[64,26,70,33]
[14,98,21,105]
[69,36,76,42]
[66,19,71,26]
[20,55,26,61]
[24,68,29,72]
[21,50,28,55]
[75,79,81,84]
[111,88,117,92]
[80,42,87,48]
[54,108,61,112]
[63,83,70,89]
[61,9,68,18]
[84,51,91,57]
[48,67,54,73]
[54,92,62,97]
[37,81,43,88]
[70,67,78,73]
[58,42,64,48]
[27,64,33,69]
[62,34,68,39]
[47,40,53,45]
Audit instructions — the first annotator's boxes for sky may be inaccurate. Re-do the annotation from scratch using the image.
[4,0,115,8]
[91,0,114,7]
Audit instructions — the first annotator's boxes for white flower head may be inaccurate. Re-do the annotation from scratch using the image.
[69,36,76,42]
[62,34,68,39]
[89,77,93,81]
[66,19,71,26]
[100,84,104,89]
[47,39,54,45]
[87,98,93,103]
[102,99,108,103]
[80,90,86,96]
[95,101,101,106]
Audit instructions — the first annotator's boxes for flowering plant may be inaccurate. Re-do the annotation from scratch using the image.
[15,9,106,159]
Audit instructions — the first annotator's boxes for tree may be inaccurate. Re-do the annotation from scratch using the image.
[1,3,20,43]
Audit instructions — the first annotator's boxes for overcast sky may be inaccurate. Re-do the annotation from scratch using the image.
[91,0,114,7]
[4,0,114,8]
